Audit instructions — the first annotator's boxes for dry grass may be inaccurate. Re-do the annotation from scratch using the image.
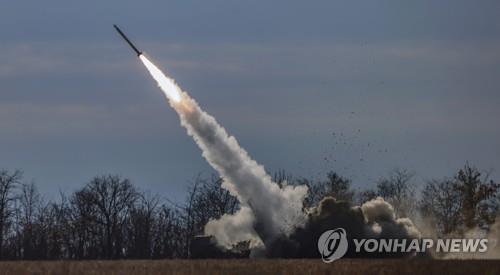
[0,259,499,275]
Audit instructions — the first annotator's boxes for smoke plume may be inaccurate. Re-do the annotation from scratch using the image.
[139,55,308,249]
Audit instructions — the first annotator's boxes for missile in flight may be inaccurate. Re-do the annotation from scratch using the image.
[113,24,142,56]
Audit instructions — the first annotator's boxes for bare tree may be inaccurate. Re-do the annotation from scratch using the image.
[419,178,463,236]
[376,168,416,218]
[303,171,354,207]
[324,172,354,202]
[42,198,68,260]
[69,187,101,259]
[152,205,185,258]
[78,175,138,259]
[126,192,159,258]
[453,163,499,229]
[18,182,42,259]
[0,170,22,259]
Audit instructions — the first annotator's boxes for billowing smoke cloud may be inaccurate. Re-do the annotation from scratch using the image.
[139,55,308,248]
[362,197,421,240]
[267,196,421,258]
[204,206,263,249]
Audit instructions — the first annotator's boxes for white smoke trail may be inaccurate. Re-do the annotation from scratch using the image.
[139,54,308,248]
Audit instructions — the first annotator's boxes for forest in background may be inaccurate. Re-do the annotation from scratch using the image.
[0,163,498,260]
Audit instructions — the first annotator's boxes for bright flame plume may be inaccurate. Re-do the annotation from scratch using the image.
[139,55,182,103]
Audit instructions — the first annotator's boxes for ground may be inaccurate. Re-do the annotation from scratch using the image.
[0,259,499,275]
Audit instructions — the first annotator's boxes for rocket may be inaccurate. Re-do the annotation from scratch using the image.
[113,24,142,56]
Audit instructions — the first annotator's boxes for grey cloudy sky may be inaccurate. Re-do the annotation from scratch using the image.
[1,0,499,199]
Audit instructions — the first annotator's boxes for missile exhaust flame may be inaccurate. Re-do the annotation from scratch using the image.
[139,55,182,103]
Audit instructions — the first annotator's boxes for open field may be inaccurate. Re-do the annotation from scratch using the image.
[0,259,500,275]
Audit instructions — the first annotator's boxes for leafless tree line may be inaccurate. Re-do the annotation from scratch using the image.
[0,173,233,260]
[0,163,498,260]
